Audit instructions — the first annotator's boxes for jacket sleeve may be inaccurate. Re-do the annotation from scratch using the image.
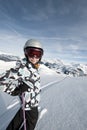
[0,60,23,94]
[0,59,32,96]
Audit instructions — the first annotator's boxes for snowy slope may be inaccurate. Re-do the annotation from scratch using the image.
[39,64,65,86]
[35,76,87,130]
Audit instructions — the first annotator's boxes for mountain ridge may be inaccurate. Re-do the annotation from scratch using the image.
[0,51,87,77]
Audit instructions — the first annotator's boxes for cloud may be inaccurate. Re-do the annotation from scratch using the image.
[0,31,27,56]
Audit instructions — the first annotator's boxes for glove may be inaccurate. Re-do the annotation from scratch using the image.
[11,81,29,96]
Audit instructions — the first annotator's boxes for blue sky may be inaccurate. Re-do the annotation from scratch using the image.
[0,0,87,64]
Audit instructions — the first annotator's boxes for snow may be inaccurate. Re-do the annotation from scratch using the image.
[39,64,65,86]
[43,59,87,76]
[0,92,20,130]
[0,57,87,130]
[35,76,87,130]
[38,108,47,121]
[0,60,16,73]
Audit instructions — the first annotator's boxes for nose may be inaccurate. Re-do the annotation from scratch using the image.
[32,55,37,58]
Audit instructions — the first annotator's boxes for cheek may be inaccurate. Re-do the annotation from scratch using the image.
[36,58,40,62]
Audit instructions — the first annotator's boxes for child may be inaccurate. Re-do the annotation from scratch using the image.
[0,39,44,130]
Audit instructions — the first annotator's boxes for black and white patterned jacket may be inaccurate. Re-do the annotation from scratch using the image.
[0,58,41,110]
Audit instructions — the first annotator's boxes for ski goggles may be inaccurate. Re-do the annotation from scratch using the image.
[25,48,43,59]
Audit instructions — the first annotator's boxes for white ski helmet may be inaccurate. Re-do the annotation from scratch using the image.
[24,39,43,53]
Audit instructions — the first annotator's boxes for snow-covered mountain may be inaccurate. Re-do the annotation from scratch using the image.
[0,51,87,77]
[43,59,87,77]
[0,51,19,61]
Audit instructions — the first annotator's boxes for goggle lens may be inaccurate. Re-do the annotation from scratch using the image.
[25,48,43,59]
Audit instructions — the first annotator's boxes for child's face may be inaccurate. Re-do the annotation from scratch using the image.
[28,56,40,64]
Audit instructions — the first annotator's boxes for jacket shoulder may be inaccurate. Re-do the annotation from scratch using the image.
[15,58,27,69]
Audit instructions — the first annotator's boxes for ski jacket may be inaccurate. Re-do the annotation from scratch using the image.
[0,58,41,110]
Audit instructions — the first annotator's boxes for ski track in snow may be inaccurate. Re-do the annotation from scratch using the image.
[41,76,68,90]
[7,100,20,109]
[38,108,48,121]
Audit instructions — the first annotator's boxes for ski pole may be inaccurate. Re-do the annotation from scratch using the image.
[21,92,26,130]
